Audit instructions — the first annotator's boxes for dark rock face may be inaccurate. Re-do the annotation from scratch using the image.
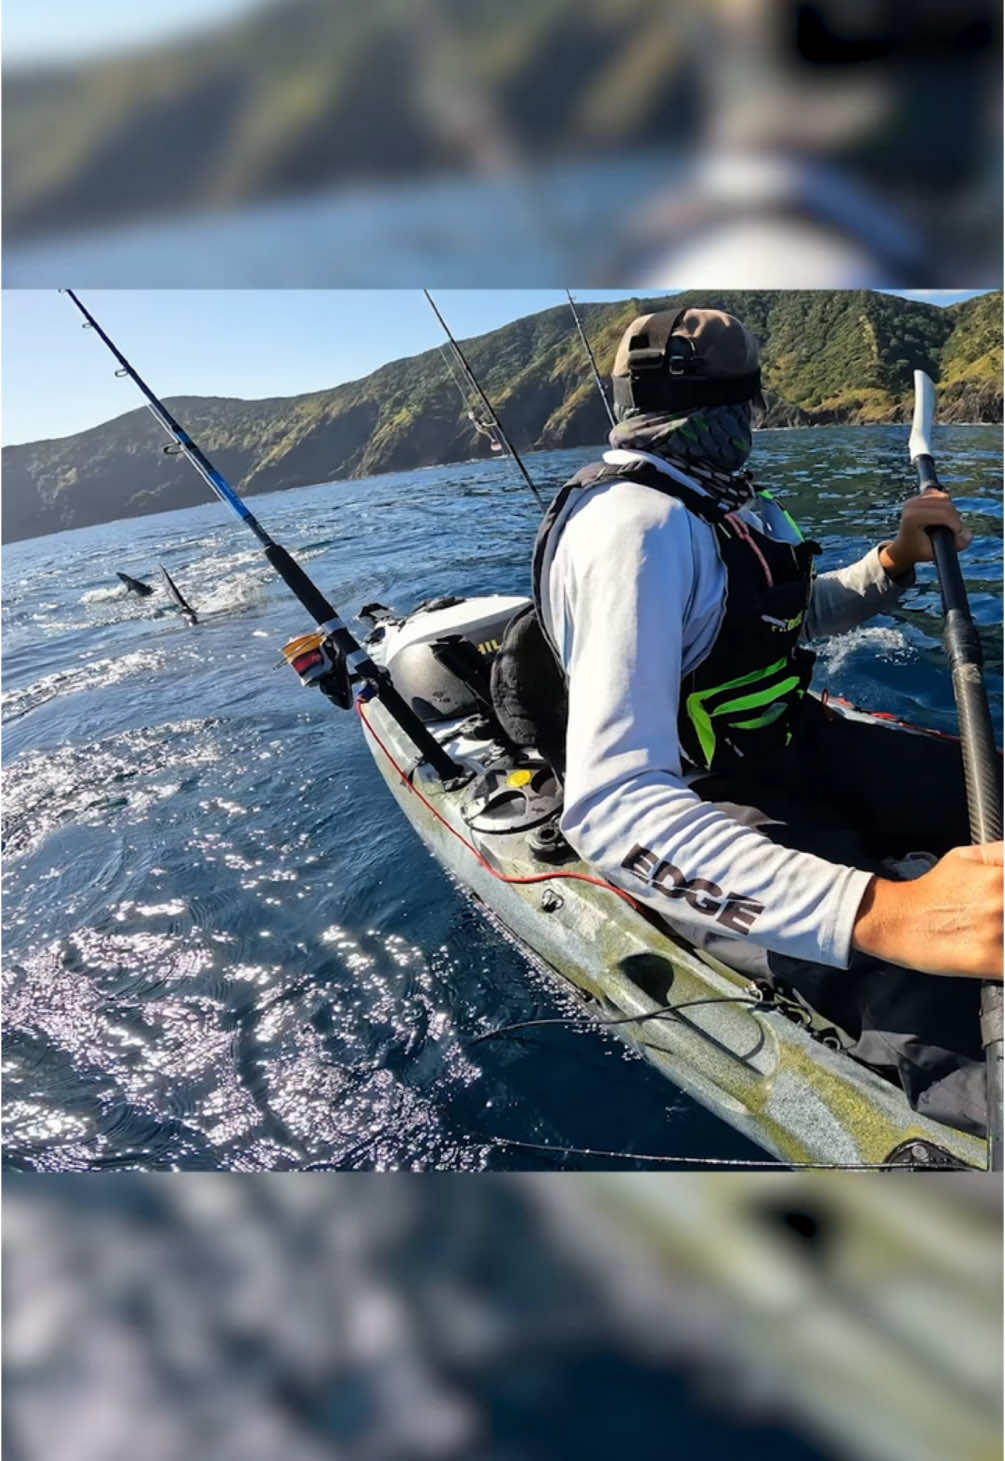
[940,380,1004,424]
[759,396,816,429]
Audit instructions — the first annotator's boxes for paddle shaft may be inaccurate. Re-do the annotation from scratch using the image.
[914,449,1003,1170]
[65,290,462,782]
[915,454,1002,841]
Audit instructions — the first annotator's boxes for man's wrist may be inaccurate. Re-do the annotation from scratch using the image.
[878,540,910,577]
[852,873,901,960]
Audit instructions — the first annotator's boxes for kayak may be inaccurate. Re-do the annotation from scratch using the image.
[357,592,987,1170]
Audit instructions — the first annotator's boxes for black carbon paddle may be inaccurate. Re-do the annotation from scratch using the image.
[909,368,1002,1170]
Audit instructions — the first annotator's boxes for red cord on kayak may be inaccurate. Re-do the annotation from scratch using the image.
[356,697,642,910]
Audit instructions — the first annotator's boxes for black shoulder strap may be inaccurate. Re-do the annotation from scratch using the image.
[598,460,732,524]
[531,462,607,629]
[531,458,732,630]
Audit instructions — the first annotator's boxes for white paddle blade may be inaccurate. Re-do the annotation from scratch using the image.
[909,369,936,461]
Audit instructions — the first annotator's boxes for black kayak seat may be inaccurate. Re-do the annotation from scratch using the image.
[490,603,567,777]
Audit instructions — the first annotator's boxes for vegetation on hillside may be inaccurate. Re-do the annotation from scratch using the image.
[937,290,1004,427]
[3,289,1000,542]
[4,0,696,240]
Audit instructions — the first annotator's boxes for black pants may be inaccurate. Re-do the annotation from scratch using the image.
[691,701,988,1137]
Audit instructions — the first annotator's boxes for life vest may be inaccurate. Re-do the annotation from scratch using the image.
[499,457,821,776]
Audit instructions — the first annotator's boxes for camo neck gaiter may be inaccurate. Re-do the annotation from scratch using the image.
[609,401,756,508]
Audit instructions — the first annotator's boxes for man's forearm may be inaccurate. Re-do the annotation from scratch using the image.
[803,546,913,640]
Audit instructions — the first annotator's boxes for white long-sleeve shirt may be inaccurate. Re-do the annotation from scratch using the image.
[538,448,913,969]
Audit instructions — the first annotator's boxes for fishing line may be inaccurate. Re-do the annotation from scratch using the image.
[475,1139,948,1171]
[357,695,642,909]
[468,995,768,1045]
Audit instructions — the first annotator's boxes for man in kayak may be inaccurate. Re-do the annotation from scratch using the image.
[498,305,1002,1135]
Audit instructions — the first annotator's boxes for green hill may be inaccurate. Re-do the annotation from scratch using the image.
[4,0,694,240]
[3,289,1000,543]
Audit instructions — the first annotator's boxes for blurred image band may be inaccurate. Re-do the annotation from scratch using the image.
[3,0,1001,285]
[4,1172,1002,1461]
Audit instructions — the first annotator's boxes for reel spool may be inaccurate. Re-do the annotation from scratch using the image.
[282,630,353,709]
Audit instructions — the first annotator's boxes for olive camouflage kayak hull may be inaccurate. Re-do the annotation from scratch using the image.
[358,662,986,1170]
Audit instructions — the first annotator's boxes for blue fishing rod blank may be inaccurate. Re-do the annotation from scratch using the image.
[64,289,462,782]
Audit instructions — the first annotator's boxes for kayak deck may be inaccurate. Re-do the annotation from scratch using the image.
[359,693,986,1169]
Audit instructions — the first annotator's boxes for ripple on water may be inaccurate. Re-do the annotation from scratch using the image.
[1,648,174,723]
[3,905,493,1172]
[811,622,917,677]
[2,720,224,861]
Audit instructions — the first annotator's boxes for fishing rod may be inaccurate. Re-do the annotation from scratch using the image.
[428,297,507,459]
[423,290,544,507]
[435,325,507,455]
[565,290,615,429]
[437,345,502,452]
[909,368,1003,1171]
[63,288,463,783]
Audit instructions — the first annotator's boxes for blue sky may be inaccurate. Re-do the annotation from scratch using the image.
[1,289,990,447]
[3,0,257,65]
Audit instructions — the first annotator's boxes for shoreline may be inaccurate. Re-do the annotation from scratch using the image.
[4,421,1001,548]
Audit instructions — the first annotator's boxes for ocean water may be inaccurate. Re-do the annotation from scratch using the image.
[3,153,678,287]
[5,147,968,289]
[3,427,1002,1172]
